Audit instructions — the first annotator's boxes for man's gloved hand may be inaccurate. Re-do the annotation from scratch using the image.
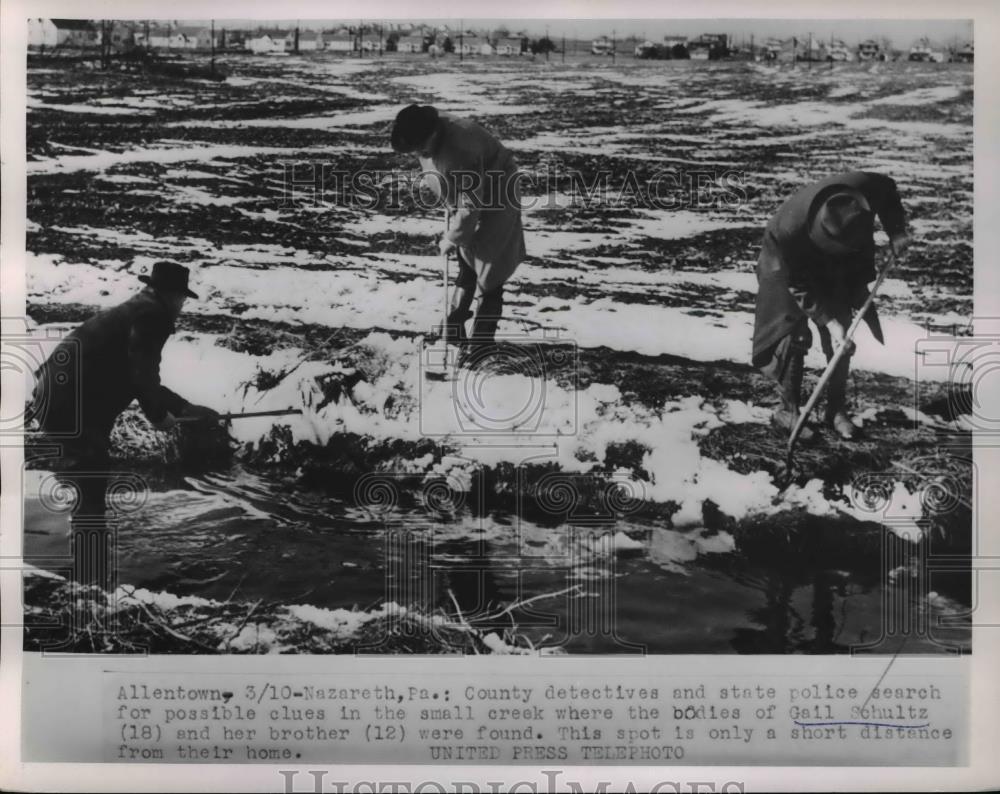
[151,412,178,431]
[826,319,856,356]
[890,232,910,258]
[439,236,457,257]
[183,404,223,424]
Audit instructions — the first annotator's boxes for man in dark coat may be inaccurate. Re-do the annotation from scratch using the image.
[29,262,218,639]
[32,261,219,460]
[390,104,526,347]
[752,171,909,440]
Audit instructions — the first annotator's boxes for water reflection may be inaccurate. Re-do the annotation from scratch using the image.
[22,464,971,654]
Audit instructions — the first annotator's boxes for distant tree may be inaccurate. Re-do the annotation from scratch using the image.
[531,36,556,55]
[443,36,454,53]
[491,26,510,40]
[386,31,399,52]
[671,43,689,59]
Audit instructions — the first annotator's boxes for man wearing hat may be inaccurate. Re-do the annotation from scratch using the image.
[390,104,526,347]
[752,171,909,441]
[29,262,218,645]
[32,261,220,461]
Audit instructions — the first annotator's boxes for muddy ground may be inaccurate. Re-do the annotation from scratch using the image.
[22,53,975,653]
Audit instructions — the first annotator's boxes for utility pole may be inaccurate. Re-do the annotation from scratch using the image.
[612,29,616,64]
[294,21,299,54]
[546,25,550,61]
[562,33,565,62]
[379,22,383,56]
[359,20,363,57]
[210,19,215,74]
[460,20,463,63]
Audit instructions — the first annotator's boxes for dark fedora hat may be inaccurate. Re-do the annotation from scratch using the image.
[390,104,439,153]
[138,261,199,299]
[809,188,874,255]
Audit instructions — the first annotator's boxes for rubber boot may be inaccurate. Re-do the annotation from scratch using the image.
[825,352,859,440]
[772,352,815,443]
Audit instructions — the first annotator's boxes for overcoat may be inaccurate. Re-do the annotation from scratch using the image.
[752,171,906,367]
[417,113,526,295]
[33,287,189,446]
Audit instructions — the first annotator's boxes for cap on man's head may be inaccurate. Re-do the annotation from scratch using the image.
[391,104,439,153]
[138,261,198,299]
[809,188,874,255]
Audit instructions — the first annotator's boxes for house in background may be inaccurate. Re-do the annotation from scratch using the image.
[398,33,426,53]
[29,18,99,48]
[634,39,656,57]
[591,36,614,55]
[496,37,524,56]
[857,39,883,61]
[28,18,59,48]
[104,21,138,51]
[246,28,290,53]
[324,29,355,52]
[909,37,945,62]
[823,38,853,61]
[136,24,173,49]
[172,25,219,49]
[292,30,324,51]
[688,33,730,60]
[951,42,973,62]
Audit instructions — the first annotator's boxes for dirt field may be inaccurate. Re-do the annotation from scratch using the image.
[22,52,974,653]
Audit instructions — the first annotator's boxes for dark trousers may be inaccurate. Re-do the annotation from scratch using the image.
[759,313,854,419]
[446,252,504,344]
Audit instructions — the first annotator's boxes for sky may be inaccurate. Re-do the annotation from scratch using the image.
[161,18,973,47]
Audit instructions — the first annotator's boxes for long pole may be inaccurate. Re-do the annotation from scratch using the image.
[176,408,303,424]
[210,19,215,73]
[786,252,897,458]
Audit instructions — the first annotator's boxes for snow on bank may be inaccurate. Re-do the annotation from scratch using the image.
[26,143,314,176]
[149,330,836,523]
[27,250,952,382]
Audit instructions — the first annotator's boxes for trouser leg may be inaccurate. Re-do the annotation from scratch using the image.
[817,312,859,438]
[760,323,814,439]
[443,252,476,345]
[471,286,504,344]
[817,312,854,421]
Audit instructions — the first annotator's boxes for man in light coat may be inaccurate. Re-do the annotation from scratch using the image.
[752,171,909,441]
[391,104,526,346]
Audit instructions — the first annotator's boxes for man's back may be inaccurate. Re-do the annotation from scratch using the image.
[35,289,174,438]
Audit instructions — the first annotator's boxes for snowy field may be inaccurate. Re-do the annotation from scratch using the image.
[23,54,974,653]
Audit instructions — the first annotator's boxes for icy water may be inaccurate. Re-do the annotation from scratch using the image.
[23,466,970,654]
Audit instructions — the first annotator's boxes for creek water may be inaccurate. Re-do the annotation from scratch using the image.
[22,465,970,654]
